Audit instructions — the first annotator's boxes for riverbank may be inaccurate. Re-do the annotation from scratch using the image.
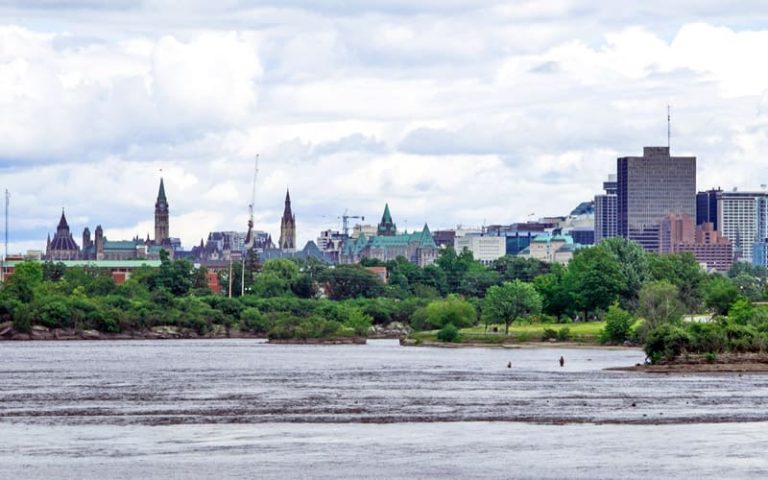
[609,353,768,373]
[0,324,267,341]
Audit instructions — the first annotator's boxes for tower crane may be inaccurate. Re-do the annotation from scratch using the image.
[244,155,259,249]
[339,209,364,237]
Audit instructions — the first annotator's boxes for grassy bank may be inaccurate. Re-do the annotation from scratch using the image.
[408,321,606,346]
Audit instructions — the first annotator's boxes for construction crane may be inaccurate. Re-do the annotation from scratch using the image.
[339,209,364,237]
[243,155,259,249]
[233,155,259,298]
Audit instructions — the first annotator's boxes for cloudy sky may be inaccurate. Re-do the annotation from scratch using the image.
[2,1,768,253]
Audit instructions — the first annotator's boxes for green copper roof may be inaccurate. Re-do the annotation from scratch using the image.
[157,178,167,202]
[381,203,392,224]
[5,260,162,268]
[103,240,140,251]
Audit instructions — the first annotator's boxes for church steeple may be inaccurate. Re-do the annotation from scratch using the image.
[154,178,169,245]
[279,188,296,251]
[377,203,397,236]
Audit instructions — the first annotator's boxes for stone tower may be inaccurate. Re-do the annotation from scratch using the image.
[95,225,104,260]
[154,178,169,245]
[279,189,296,251]
[377,203,397,236]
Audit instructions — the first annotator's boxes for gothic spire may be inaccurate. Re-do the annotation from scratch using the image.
[157,178,167,203]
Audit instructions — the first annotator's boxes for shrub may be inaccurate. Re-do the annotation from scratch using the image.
[241,307,270,333]
[436,323,460,343]
[344,309,373,337]
[12,304,31,333]
[557,327,571,341]
[600,303,633,344]
[704,352,717,363]
[541,328,558,341]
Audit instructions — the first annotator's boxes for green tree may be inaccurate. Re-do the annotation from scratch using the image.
[648,252,707,312]
[728,297,754,325]
[637,280,684,337]
[423,294,477,329]
[5,261,43,303]
[436,323,460,342]
[491,256,551,283]
[600,303,634,344]
[566,247,624,318]
[482,280,542,335]
[533,264,571,318]
[704,275,741,316]
[321,265,384,300]
[598,238,649,308]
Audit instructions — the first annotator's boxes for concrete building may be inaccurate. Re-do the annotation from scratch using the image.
[617,146,696,252]
[518,234,579,265]
[454,234,506,265]
[317,229,347,263]
[595,174,618,244]
[717,190,768,263]
[659,215,733,272]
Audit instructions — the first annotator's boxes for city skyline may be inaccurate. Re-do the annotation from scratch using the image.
[3,2,768,252]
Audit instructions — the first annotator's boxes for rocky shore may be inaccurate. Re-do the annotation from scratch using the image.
[609,352,768,373]
[0,324,266,341]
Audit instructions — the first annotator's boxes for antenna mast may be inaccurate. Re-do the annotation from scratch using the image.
[667,105,671,151]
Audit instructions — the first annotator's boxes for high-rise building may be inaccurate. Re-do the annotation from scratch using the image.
[594,174,617,244]
[696,188,721,229]
[717,190,768,263]
[617,146,696,252]
[154,178,169,245]
[279,189,296,251]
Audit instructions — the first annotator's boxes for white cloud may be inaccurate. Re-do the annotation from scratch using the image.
[1,3,768,255]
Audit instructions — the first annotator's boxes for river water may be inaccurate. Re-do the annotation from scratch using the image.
[1,339,766,479]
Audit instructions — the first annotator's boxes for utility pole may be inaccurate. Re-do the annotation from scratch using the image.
[1,190,8,283]
[228,259,233,298]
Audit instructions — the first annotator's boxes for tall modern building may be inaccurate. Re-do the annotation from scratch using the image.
[279,189,296,251]
[617,146,696,252]
[154,178,169,246]
[696,188,721,229]
[717,190,768,263]
[594,174,618,244]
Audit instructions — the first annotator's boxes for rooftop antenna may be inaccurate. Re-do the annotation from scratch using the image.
[667,105,671,151]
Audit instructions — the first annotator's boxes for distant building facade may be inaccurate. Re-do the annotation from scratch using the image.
[454,235,506,265]
[717,190,768,263]
[595,174,618,244]
[659,215,733,272]
[340,205,438,266]
[517,234,579,265]
[617,146,696,252]
[696,188,722,230]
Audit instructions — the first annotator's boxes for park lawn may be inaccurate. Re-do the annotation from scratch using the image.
[462,321,606,337]
[410,321,607,345]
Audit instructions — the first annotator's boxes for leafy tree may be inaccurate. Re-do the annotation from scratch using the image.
[344,309,373,336]
[565,247,624,318]
[533,265,571,318]
[41,261,67,282]
[252,272,292,298]
[731,273,764,302]
[436,247,479,293]
[637,280,684,337]
[321,265,383,300]
[600,303,634,344]
[482,280,542,335]
[491,256,551,283]
[648,252,707,312]
[598,238,649,308]
[423,294,476,329]
[704,275,741,316]
[457,269,501,298]
[728,298,754,325]
[5,261,43,303]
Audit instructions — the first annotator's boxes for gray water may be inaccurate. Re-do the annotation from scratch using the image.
[1,339,767,479]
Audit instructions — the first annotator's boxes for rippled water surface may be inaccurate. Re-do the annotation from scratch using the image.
[1,339,767,479]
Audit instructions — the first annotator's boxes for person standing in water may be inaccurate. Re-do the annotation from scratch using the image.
[559,356,564,367]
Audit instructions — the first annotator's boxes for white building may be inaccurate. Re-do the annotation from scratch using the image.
[518,234,579,265]
[717,190,768,263]
[454,235,506,265]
